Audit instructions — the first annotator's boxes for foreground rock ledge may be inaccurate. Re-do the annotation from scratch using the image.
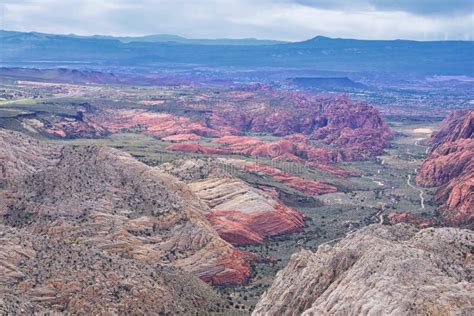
[253,224,474,316]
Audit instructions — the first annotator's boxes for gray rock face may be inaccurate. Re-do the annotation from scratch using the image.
[253,224,474,316]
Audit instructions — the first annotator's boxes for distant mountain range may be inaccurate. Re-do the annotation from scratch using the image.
[0,30,286,46]
[1,30,473,76]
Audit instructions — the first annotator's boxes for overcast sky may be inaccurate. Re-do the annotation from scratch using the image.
[1,0,473,41]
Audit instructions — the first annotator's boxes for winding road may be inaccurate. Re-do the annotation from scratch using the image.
[379,213,385,224]
[407,174,425,209]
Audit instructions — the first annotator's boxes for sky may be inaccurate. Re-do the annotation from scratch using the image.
[1,0,473,41]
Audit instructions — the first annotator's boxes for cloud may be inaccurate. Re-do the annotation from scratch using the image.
[0,0,472,41]
[286,0,474,16]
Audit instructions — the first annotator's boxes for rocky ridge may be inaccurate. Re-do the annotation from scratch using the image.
[0,129,251,313]
[253,224,474,315]
[159,159,306,245]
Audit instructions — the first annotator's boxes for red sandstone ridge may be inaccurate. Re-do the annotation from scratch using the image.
[166,142,229,155]
[212,136,301,161]
[201,248,252,285]
[187,177,306,245]
[206,205,305,245]
[95,109,221,138]
[273,174,337,195]
[416,110,473,227]
[386,212,436,228]
[207,94,393,159]
[222,159,337,196]
[158,159,306,245]
[211,134,383,166]
[162,133,201,142]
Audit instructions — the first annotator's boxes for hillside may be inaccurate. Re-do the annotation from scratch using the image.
[0,129,249,313]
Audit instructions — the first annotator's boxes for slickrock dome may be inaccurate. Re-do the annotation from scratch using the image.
[253,224,474,315]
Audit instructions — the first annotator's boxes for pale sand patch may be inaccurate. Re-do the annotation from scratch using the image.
[413,128,433,134]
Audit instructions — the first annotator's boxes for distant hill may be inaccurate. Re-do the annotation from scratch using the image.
[0,30,286,46]
[93,34,287,46]
[289,77,367,91]
[1,30,473,76]
[0,67,124,84]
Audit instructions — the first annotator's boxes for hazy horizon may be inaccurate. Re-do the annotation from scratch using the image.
[1,0,472,41]
[2,28,473,42]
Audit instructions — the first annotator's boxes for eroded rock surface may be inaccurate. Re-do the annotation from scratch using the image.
[417,110,473,227]
[159,159,306,245]
[253,224,474,316]
[36,91,392,164]
[0,225,225,315]
[0,129,251,313]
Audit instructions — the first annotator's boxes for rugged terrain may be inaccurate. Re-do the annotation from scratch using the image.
[417,110,473,227]
[1,82,393,166]
[159,159,306,245]
[1,67,472,314]
[254,224,474,315]
[0,129,251,313]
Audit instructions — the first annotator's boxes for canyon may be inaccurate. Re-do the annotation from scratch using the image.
[0,66,472,315]
[417,110,473,227]
[19,88,393,166]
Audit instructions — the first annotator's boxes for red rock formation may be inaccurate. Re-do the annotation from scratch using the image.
[208,94,393,159]
[217,206,303,246]
[249,140,297,159]
[25,87,392,165]
[207,212,263,245]
[166,142,229,155]
[200,248,252,285]
[206,204,305,245]
[188,177,306,245]
[284,133,309,143]
[271,174,337,195]
[37,90,391,167]
[386,212,436,228]
[162,133,201,142]
[158,158,307,245]
[433,169,473,225]
[95,110,220,138]
[212,136,265,155]
[230,160,338,196]
[96,92,392,163]
[417,110,473,227]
